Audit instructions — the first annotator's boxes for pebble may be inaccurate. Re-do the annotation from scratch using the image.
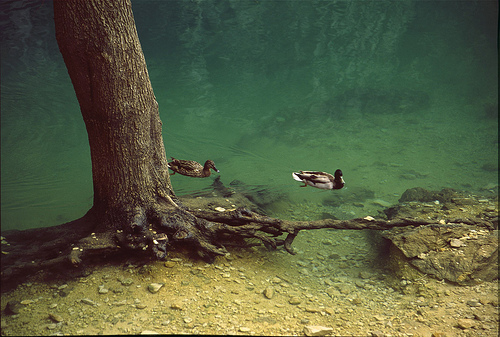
[289,297,301,305]
[449,238,466,248]
[170,302,184,310]
[303,325,333,336]
[164,261,176,268]
[59,287,72,297]
[46,324,57,330]
[48,313,64,323]
[466,299,482,307]
[239,327,251,332]
[119,277,133,286]
[148,283,163,294]
[305,306,320,313]
[140,330,160,335]
[372,199,392,207]
[81,298,96,306]
[98,285,109,294]
[263,287,274,299]
[456,318,475,329]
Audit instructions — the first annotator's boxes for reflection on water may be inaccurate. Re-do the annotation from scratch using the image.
[1,0,498,231]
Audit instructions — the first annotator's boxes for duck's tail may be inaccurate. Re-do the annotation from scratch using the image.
[292,172,303,182]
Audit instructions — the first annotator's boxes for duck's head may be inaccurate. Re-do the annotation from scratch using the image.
[204,160,220,173]
[333,169,345,189]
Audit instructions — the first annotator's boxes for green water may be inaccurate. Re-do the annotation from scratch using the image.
[1,0,498,232]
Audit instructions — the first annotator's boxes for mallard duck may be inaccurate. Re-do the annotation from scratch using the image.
[292,169,345,190]
[168,157,219,178]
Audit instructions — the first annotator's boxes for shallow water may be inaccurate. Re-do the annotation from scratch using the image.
[1,0,498,231]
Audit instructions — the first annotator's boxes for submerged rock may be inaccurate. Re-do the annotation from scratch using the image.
[383,224,498,284]
[263,287,274,299]
[147,283,163,294]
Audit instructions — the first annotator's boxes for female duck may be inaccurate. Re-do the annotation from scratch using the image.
[292,169,345,190]
[168,158,219,178]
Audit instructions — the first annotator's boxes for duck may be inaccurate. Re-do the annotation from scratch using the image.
[292,169,345,190]
[168,157,219,178]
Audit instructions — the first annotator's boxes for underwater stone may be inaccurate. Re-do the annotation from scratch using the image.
[5,300,22,315]
[98,285,109,294]
[263,287,274,299]
[48,312,64,323]
[81,298,96,306]
[457,318,475,329]
[449,238,466,248]
[119,277,133,286]
[148,283,163,293]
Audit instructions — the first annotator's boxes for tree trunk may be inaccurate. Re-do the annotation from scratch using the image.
[54,0,174,229]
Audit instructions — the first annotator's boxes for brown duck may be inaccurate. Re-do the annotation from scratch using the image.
[168,157,219,177]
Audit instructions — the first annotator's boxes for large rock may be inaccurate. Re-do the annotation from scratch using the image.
[383,224,498,284]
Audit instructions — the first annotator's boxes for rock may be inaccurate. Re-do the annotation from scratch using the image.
[456,318,475,329]
[136,304,147,309]
[164,261,176,268]
[239,327,251,332]
[383,223,498,284]
[449,239,466,248]
[119,277,133,286]
[48,313,64,323]
[46,323,57,330]
[372,199,392,207]
[303,325,333,336]
[170,302,184,310]
[452,197,477,206]
[140,330,160,335]
[81,298,96,306]
[59,287,72,297]
[147,283,163,294]
[289,296,301,305]
[466,299,482,307]
[5,300,22,315]
[305,306,320,313]
[98,285,109,294]
[263,287,274,299]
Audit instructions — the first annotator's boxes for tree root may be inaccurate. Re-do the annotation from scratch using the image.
[2,200,495,292]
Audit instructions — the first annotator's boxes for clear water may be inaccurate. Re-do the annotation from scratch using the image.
[1,0,498,231]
